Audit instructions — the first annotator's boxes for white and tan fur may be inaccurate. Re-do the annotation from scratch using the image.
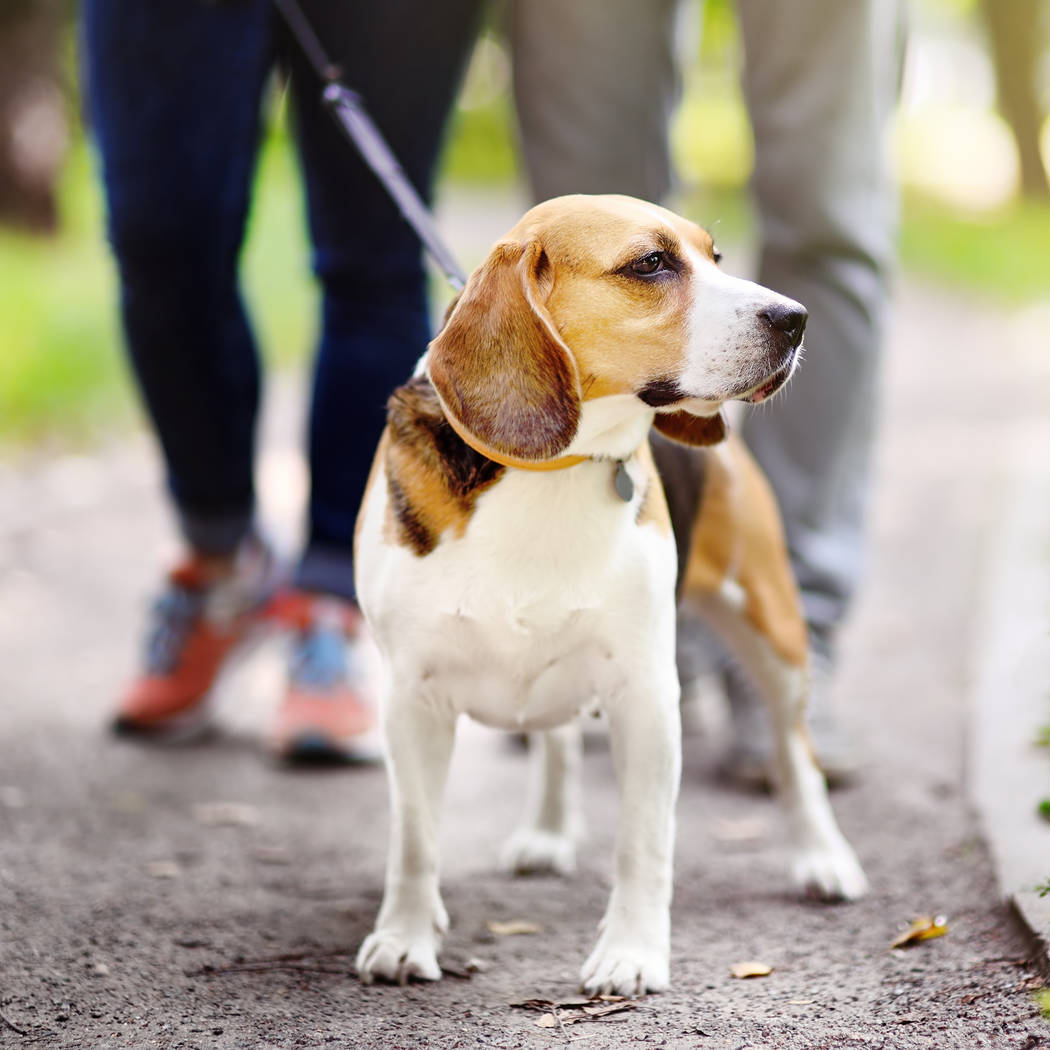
[353,195,867,996]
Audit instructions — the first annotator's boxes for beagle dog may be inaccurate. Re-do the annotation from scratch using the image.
[353,195,867,996]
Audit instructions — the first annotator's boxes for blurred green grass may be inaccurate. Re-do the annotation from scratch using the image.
[898,192,1050,302]
[2,95,1049,447]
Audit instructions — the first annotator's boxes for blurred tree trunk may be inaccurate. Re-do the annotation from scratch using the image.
[981,0,1049,199]
[0,0,68,233]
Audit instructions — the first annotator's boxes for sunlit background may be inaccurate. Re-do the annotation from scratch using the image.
[0,0,1047,451]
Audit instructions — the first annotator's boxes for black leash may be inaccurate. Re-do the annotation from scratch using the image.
[272,0,468,292]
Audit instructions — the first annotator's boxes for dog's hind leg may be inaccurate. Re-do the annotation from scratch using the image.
[690,588,867,900]
[356,682,457,984]
[682,441,867,901]
[500,722,583,876]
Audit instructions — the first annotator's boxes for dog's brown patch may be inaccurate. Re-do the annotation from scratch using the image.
[382,376,505,556]
[428,241,582,465]
[653,409,728,447]
[682,438,808,667]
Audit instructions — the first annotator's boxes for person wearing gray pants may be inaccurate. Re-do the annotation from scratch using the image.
[509,0,903,785]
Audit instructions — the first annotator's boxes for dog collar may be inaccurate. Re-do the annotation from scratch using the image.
[445,413,635,501]
[442,410,588,472]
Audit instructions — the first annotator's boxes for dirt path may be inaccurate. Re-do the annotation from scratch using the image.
[1,283,1048,1049]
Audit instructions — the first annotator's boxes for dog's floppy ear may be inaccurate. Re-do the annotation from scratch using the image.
[428,240,582,465]
[652,409,728,446]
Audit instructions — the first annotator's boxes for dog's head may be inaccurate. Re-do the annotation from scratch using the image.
[428,194,806,467]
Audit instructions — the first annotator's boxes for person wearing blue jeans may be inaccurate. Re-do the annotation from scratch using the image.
[83,0,482,760]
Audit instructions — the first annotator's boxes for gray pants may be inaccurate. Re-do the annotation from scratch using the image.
[510,0,902,656]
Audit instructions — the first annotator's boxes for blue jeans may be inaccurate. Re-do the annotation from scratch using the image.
[82,0,481,599]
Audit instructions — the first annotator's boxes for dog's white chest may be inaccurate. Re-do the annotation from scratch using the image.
[429,608,615,729]
[357,459,677,731]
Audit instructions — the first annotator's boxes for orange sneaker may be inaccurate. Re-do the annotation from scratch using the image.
[113,537,279,739]
[267,591,382,764]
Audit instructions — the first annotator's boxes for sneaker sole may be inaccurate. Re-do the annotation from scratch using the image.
[274,729,384,766]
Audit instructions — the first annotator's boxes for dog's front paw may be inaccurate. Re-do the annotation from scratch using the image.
[499,827,576,876]
[580,933,669,996]
[792,838,868,902]
[356,926,444,985]
[356,896,450,985]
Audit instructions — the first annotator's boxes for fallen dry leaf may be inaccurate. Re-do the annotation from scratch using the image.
[514,996,640,1029]
[511,998,557,1012]
[890,915,949,949]
[487,919,543,936]
[730,960,774,979]
[533,1002,639,1028]
[511,997,601,1011]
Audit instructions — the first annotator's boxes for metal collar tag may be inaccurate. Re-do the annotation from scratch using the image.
[614,461,634,502]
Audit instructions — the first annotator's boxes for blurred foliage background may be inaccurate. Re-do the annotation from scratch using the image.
[0,0,1048,446]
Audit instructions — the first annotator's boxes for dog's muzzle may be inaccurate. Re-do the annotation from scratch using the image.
[743,345,802,404]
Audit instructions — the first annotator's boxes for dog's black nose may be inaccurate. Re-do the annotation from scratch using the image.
[760,303,808,347]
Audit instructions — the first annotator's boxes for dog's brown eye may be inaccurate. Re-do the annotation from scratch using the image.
[632,252,665,276]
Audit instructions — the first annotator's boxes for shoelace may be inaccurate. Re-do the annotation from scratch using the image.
[144,586,205,674]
